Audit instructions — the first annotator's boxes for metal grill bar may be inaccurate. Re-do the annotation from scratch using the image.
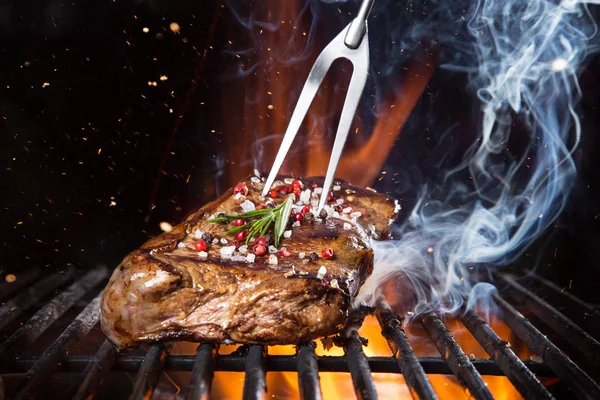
[0,267,41,303]
[186,343,217,400]
[12,293,102,400]
[0,267,75,333]
[71,339,117,400]
[242,345,267,400]
[459,307,554,399]
[345,330,378,400]
[498,274,600,372]
[377,308,438,400]
[297,344,323,400]
[11,354,556,376]
[526,272,600,338]
[0,267,108,366]
[420,313,494,400]
[129,344,169,400]
[493,292,600,400]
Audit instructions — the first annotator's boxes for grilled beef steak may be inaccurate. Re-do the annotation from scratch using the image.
[101,176,399,349]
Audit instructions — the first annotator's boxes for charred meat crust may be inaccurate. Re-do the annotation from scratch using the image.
[101,176,398,350]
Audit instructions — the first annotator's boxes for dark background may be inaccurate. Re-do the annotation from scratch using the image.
[1,0,599,303]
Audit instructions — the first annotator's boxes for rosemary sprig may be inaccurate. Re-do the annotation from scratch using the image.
[209,194,295,247]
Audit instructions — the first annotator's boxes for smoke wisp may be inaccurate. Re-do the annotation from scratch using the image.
[358,0,600,317]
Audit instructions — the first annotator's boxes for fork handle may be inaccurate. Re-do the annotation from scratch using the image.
[344,0,375,49]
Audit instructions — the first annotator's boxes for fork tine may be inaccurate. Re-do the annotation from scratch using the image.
[261,47,336,196]
[317,40,369,212]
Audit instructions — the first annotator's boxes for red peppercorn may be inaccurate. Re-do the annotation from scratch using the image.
[236,230,248,241]
[279,249,291,257]
[293,212,304,222]
[233,183,248,196]
[279,186,291,195]
[233,219,245,226]
[255,204,266,210]
[327,192,334,202]
[301,206,311,215]
[253,244,267,256]
[269,189,279,198]
[255,237,268,246]
[322,248,334,259]
[291,179,303,189]
[311,184,318,188]
[194,240,207,252]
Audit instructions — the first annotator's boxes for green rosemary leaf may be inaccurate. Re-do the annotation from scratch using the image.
[246,219,263,242]
[274,195,294,247]
[210,195,295,247]
[208,217,231,223]
[233,209,272,219]
[225,224,249,235]
[260,215,274,237]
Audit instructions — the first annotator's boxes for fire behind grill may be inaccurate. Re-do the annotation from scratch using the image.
[0,265,599,400]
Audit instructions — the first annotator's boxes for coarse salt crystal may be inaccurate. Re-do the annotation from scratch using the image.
[220,246,236,257]
[333,212,340,218]
[333,185,341,191]
[343,223,352,230]
[198,251,208,259]
[298,252,306,259]
[238,245,248,254]
[314,187,323,195]
[296,201,303,206]
[233,193,243,200]
[231,255,246,262]
[350,211,362,218]
[310,198,319,207]
[292,221,301,227]
[283,230,292,239]
[317,266,327,279]
[246,253,256,263]
[212,238,219,244]
[254,169,261,177]
[240,200,255,212]
[284,265,297,277]
[268,254,278,264]
[284,178,294,184]
[330,279,339,289]
[342,207,352,214]
[300,189,311,204]
[194,229,204,239]
[250,176,260,184]
[268,245,278,254]
[220,238,229,244]
[336,199,344,205]
[258,195,266,202]
[314,218,322,223]
[177,242,186,248]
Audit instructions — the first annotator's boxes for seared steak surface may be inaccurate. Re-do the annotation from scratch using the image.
[101,176,398,349]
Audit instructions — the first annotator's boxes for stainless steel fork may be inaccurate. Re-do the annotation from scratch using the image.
[262,0,375,212]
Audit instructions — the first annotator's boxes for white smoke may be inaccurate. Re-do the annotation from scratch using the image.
[358,0,600,318]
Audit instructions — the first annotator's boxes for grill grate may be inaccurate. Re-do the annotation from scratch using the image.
[0,264,598,400]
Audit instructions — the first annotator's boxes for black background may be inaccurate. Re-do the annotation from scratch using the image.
[1,0,599,303]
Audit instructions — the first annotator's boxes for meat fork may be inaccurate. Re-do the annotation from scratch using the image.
[262,0,375,212]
